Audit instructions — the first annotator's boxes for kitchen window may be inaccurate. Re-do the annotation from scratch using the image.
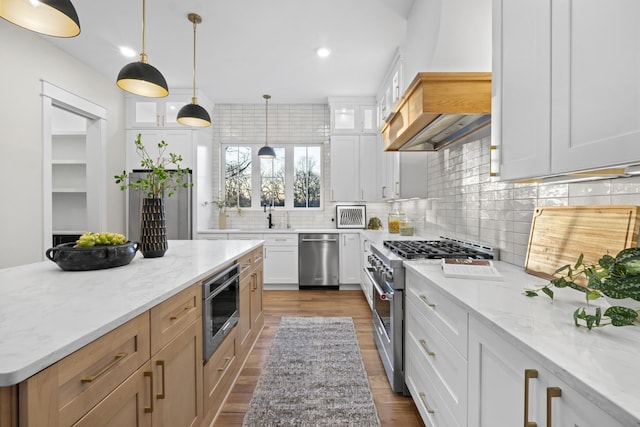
[222,144,322,209]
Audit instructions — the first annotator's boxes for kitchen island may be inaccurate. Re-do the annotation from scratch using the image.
[404,260,640,427]
[0,239,261,387]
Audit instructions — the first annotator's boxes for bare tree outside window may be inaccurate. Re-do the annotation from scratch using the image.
[261,147,285,207]
[294,146,321,208]
[224,146,252,207]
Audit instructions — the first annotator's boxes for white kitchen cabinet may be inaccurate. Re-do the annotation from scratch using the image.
[328,97,378,134]
[330,135,383,202]
[338,233,360,284]
[197,233,228,240]
[494,0,640,181]
[405,268,468,427]
[468,317,624,427]
[125,90,213,129]
[377,49,405,126]
[263,234,298,284]
[359,236,373,309]
[385,152,430,199]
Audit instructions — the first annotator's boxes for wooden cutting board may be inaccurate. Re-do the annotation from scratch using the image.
[525,205,640,285]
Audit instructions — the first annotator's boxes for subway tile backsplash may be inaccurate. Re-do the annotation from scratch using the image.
[209,103,640,269]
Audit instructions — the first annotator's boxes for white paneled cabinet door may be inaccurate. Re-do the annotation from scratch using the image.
[330,136,359,201]
[468,317,625,427]
[493,0,552,181]
[550,0,640,174]
[263,245,298,284]
[359,135,379,201]
[339,233,360,284]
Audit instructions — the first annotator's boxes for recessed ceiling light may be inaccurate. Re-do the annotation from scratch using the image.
[316,47,331,58]
[119,46,136,58]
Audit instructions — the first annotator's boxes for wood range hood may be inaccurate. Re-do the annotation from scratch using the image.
[381,72,492,151]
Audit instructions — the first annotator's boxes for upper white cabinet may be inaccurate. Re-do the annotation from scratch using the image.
[125,89,213,129]
[494,0,640,181]
[377,50,405,127]
[329,135,379,202]
[328,97,378,134]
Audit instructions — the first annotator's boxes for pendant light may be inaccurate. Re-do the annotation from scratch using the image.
[258,94,276,159]
[177,13,211,127]
[116,0,168,98]
[0,0,80,37]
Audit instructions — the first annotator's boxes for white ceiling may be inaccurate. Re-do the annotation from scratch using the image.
[44,0,414,104]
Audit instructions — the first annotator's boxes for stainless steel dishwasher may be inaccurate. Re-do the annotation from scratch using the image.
[298,233,339,288]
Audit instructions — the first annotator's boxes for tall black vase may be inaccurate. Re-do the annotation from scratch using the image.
[139,197,168,258]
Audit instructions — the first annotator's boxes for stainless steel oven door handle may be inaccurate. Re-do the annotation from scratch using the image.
[370,273,394,301]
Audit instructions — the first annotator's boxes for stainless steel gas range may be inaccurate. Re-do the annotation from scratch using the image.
[365,237,497,394]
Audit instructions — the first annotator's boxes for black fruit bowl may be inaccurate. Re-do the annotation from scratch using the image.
[45,241,139,271]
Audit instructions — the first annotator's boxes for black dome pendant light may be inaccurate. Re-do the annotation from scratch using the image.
[0,0,80,37]
[177,13,211,127]
[258,94,276,159]
[116,0,168,98]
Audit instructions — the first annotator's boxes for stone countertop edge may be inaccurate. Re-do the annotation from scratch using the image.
[0,239,263,387]
[404,260,640,427]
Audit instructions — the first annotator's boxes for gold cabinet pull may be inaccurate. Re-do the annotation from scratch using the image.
[419,339,435,356]
[217,357,232,372]
[156,360,166,399]
[524,369,539,427]
[418,392,435,414]
[144,371,154,413]
[81,352,127,383]
[419,295,436,308]
[251,273,258,291]
[546,387,562,427]
[170,305,194,321]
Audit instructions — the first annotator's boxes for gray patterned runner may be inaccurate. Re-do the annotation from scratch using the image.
[242,316,381,427]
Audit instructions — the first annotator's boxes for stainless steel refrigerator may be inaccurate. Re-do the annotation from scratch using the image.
[128,170,192,241]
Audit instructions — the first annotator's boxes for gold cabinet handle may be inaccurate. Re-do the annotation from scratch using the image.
[524,369,539,427]
[418,392,435,414]
[251,273,258,291]
[546,387,562,427]
[382,186,387,198]
[170,305,194,321]
[419,339,435,356]
[241,262,251,270]
[156,360,166,399]
[81,352,128,383]
[217,357,232,372]
[419,295,436,308]
[144,371,154,413]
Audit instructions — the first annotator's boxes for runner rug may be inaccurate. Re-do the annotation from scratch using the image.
[242,316,381,427]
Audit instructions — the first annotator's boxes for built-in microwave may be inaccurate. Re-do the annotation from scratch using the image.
[202,263,240,362]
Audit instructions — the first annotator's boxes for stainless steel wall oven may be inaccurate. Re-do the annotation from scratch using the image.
[202,263,240,362]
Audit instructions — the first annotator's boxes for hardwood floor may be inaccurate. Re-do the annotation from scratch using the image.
[213,289,424,427]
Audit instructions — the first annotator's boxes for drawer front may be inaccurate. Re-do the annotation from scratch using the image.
[197,233,227,240]
[228,233,264,240]
[150,285,201,355]
[263,234,297,246]
[252,247,264,267]
[203,327,237,400]
[238,252,254,279]
[406,297,467,427]
[406,339,460,427]
[56,313,151,426]
[406,273,468,357]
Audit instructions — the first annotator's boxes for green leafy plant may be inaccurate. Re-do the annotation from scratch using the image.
[525,248,640,329]
[114,133,191,198]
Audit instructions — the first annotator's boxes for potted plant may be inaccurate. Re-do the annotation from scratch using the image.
[114,133,191,258]
[202,193,242,230]
[525,248,640,329]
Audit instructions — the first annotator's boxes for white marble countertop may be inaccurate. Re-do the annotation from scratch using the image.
[198,228,362,234]
[404,260,640,426]
[0,239,262,387]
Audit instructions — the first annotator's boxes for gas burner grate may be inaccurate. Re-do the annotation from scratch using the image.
[383,240,494,260]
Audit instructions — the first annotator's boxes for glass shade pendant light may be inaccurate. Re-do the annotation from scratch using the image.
[116,0,168,98]
[0,0,80,37]
[258,94,276,159]
[177,13,211,127]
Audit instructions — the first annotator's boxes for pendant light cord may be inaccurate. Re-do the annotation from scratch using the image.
[192,19,197,101]
[265,95,270,146]
[140,0,147,63]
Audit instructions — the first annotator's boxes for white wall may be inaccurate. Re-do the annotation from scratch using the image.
[0,20,126,268]
[405,0,492,80]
